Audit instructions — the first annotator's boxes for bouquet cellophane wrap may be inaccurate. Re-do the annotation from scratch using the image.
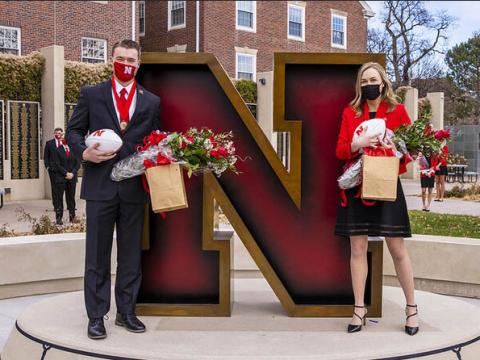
[145,164,188,212]
[361,154,399,202]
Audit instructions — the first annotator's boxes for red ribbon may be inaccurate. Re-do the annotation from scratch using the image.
[137,131,168,152]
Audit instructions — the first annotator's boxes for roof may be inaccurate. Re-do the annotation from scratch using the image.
[359,1,375,18]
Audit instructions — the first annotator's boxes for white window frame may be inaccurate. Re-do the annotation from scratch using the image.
[168,0,186,31]
[139,0,146,36]
[331,13,347,49]
[236,1,256,33]
[235,52,257,81]
[287,3,305,42]
[81,37,107,63]
[0,25,21,55]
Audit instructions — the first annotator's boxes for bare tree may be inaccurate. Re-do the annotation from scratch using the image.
[368,1,454,86]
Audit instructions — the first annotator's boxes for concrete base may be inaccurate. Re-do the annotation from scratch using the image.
[2,279,480,360]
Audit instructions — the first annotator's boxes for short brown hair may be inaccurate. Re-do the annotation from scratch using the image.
[111,39,140,57]
[54,127,63,132]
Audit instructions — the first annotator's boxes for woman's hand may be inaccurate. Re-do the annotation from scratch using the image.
[351,126,382,152]
[380,136,398,153]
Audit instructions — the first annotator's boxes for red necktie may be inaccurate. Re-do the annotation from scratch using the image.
[119,88,129,132]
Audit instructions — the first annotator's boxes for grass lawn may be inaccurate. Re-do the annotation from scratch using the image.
[409,210,480,239]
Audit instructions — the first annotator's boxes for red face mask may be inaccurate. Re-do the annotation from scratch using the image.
[54,134,62,139]
[114,61,137,82]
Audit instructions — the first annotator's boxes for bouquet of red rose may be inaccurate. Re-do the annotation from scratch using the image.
[111,128,239,213]
[338,116,444,192]
[110,127,239,182]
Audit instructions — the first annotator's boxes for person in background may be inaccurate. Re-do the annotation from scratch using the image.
[44,128,77,225]
[434,142,449,202]
[419,153,437,211]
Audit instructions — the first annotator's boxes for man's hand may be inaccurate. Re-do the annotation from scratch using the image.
[65,172,74,180]
[82,143,117,163]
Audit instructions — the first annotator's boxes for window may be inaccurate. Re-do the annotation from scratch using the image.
[139,1,145,35]
[168,1,186,30]
[0,26,21,55]
[331,14,347,49]
[236,1,256,32]
[288,4,305,41]
[236,52,256,81]
[81,37,106,63]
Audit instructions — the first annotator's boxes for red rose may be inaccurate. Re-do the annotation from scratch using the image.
[209,135,217,147]
[210,147,228,158]
[217,147,228,157]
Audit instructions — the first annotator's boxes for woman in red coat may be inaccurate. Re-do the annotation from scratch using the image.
[335,62,419,335]
[434,144,449,201]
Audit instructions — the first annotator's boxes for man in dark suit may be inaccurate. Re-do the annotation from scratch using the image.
[66,39,160,340]
[44,128,77,225]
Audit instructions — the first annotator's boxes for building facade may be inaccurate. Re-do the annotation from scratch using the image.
[0,0,139,63]
[140,0,374,80]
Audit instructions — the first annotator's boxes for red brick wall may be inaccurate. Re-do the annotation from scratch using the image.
[202,1,368,78]
[140,1,368,78]
[0,0,136,61]
[140,1,197,53]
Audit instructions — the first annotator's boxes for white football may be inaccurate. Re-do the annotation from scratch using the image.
[85,129,123,152]
[352,118,386,143]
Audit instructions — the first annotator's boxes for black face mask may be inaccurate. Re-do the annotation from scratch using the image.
[361,84,381,100]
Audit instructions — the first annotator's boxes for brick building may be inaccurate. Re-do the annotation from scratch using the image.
[0,0,140,63]
[140,1,374,80]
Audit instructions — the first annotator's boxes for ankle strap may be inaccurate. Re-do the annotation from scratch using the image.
[406,304,418,308]
[353,305,366,308]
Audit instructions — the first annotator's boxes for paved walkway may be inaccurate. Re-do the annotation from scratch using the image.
[401,179,480,216]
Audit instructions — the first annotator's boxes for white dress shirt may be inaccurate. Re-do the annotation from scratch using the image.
[111,78,137,123]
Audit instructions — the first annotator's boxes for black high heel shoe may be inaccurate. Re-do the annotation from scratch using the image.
[405,304,419,336]
[347,305,367,333]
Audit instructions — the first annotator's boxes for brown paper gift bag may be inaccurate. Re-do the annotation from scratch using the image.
[361,155,400,202]
[145,164,188,212]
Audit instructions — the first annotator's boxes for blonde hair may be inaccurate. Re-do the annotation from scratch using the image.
[349,62,398,117]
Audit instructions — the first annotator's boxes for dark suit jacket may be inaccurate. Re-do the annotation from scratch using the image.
[66,79,161,203]
[50,145,80,184]
[44,139,59,171]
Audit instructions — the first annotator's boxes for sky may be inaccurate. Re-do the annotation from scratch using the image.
[366,1,480,55]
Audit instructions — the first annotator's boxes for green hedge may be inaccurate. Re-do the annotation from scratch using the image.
[234,79,257,104]
[0,52,45,102]
[64,61,112,103]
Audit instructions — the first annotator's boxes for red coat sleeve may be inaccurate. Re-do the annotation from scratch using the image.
[336,108,359,161]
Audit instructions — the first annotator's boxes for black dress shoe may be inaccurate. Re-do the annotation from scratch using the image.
[88,318,107,339]
[347,305,367,333]
[69,213,76,222]
[56,217,63,225]
[405,304,419,336]
[115,312,146,333]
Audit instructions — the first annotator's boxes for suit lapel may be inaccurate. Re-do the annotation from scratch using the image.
[123,85,145,134]
[102,81,121,134]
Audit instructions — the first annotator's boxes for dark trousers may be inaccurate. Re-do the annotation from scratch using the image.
[49,171,76,218]
[84,196,145,319]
